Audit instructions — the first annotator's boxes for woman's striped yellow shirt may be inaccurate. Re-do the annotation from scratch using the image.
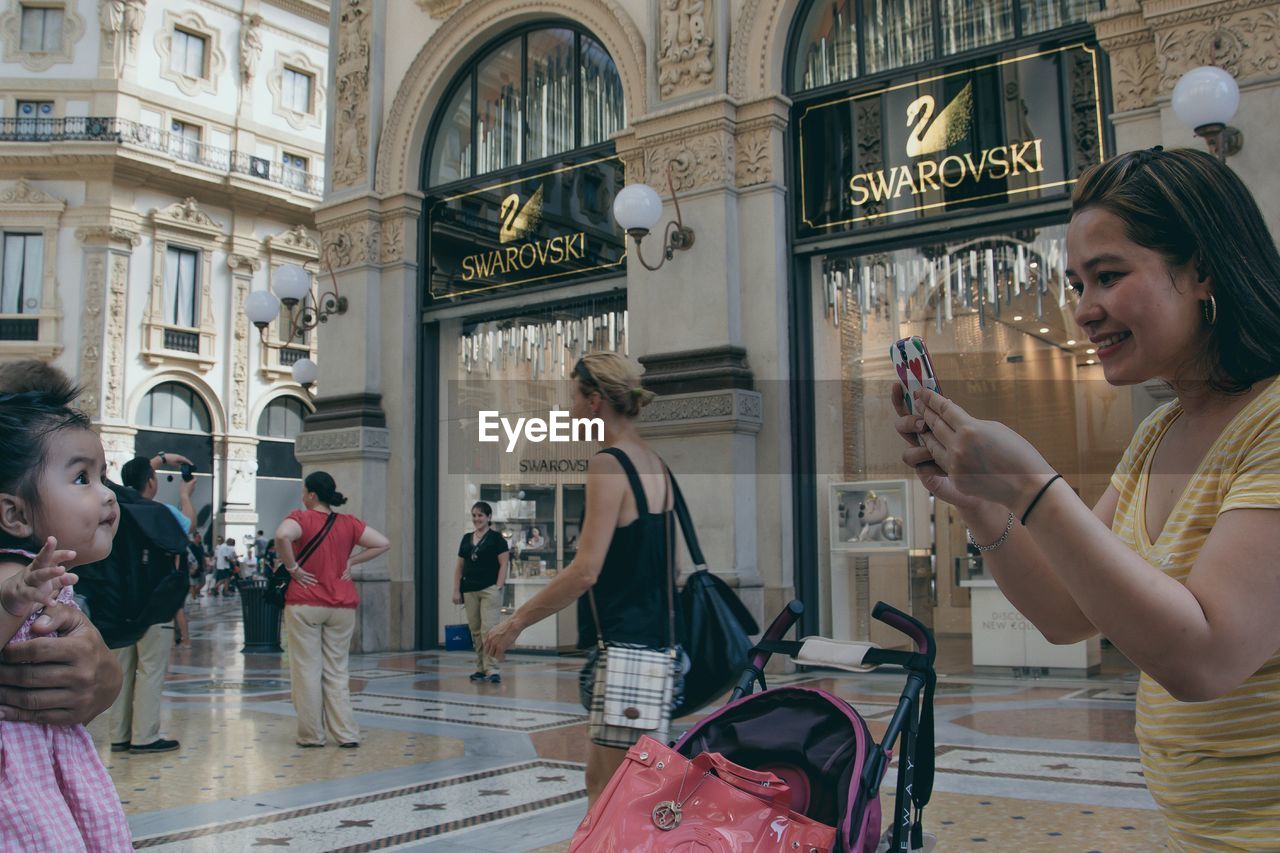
[1110,377,1280,850]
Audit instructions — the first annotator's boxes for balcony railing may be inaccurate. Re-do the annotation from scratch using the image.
[0,317,39,341]
[279,346,309,366]
[0,117,323,196]
[163,328,200,353]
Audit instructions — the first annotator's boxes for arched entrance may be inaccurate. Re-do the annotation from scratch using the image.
[255,394,313,541]
[134,381,217,542]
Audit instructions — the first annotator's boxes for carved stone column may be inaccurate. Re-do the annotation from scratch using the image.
[75,225,139,428]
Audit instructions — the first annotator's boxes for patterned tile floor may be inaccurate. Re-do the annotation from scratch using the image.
[91,595,1169,851]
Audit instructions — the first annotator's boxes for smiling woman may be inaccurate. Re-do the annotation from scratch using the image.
[891,147,1280,848]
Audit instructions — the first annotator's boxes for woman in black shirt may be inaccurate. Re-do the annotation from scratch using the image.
[452,501,509,683]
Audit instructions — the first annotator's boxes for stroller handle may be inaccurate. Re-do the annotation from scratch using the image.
[749,599,804,671]
[872,601,935,660]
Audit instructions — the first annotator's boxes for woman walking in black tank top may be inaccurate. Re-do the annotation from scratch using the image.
[484,351,676,805]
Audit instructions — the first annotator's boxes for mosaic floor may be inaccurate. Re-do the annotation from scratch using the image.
[86,596,1170,851]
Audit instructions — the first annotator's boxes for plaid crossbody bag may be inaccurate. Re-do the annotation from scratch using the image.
[587,453,679,743]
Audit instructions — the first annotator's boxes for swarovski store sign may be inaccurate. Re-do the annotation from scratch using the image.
[427,154,627,302]
[795,43,1104,239]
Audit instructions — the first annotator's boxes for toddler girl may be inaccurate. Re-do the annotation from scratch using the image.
[0,385,132,850]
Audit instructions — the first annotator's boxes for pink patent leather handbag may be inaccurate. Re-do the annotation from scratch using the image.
[570,736,836,852]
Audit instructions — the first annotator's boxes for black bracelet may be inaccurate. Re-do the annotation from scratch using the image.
[1021,474,1063,526]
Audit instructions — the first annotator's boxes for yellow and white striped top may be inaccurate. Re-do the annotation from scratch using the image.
[1110,377,1280,849]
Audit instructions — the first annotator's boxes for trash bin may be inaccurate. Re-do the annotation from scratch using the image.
[238,578,283,653]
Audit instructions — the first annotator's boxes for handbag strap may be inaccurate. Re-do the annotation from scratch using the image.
[295,511,338,568]
[587,448,676,652]
[666,469,706,569]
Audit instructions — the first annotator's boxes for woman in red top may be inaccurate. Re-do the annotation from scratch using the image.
[275,471,389,748]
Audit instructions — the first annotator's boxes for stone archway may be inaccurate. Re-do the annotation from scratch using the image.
[728,0,805,102]
[375,0,647,197]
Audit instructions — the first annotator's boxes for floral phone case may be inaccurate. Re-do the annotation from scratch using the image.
[891,335,942,417]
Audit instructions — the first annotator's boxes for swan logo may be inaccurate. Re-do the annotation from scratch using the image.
[499,186,544,243]
[460,183,588,282]
[847,79,1045,209]
[906,81,973,158]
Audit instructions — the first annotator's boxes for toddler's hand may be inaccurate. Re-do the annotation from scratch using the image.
[0,538,78,619]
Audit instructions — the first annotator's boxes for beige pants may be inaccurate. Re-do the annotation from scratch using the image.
[109,622,171,746]
[464,586,503,674]
[285,604,359,746]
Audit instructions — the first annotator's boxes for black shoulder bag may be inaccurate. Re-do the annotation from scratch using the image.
[265,512,338,609]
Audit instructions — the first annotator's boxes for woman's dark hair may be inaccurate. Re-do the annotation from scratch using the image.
[0,374,91,550]
[304,471,347,507]
[1071,147,1280,394]
[471,501,492,518]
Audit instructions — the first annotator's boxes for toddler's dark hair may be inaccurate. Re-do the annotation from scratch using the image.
[0,371,91,550]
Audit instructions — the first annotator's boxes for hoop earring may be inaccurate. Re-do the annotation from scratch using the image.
[1201,294,1217,326]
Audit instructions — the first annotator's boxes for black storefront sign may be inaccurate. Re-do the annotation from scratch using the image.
[794,43,1104,240]
[427,155,626,302]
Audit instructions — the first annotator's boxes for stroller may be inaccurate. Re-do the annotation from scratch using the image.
[672,599,938,852]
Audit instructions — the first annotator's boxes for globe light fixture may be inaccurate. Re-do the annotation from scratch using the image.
[611,164,695,272]
[245,261,348,345]
[1172,66,1243,161]
[291,356,318,390]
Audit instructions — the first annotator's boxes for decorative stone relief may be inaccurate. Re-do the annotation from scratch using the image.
[642,126,733,192]
[657,0,714,99]
[0,0,86,72]
[417,0,463,17]
[295,426,392,461]
[156,197,221,230]
[231,278,250,431]
[734,126,771,187]
[78,255,107,418]
[74,225,142,246]
[105,255,129,419]
[274,224,320,254]
[639,389,764,436]
[1151,4,1280,94]
[321,219,377,270]
[155,8,226,98]
[1110,43,1159,111]
[379,219,404,265]
[239,13,262,90]
[332,0,371,189]
[0,178,59,204]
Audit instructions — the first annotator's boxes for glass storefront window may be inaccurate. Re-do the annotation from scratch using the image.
[1021,0,1102,35]
[939,0,1015,56]
[427,27,626,187]
[527,29,576,161]
[475,37,523,175]
[791,0,858,91]
[863,0,933,75]
[581,36,625,147]
[430,83,472,185]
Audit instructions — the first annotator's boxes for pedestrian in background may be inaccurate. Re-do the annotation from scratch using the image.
[452,501,508,684]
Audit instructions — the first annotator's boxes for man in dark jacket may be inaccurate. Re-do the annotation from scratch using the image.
[100,454,195,754]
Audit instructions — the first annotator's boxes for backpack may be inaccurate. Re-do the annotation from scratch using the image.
[75,482,191,649]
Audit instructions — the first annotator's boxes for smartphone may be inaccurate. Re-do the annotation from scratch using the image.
[180,463,195,482]
[891,336,942,446]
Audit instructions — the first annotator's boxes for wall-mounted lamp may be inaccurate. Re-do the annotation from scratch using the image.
[1172,65,1243,162]
[290,356,318,393]
[612,165,695,271]
[244,262,348,346]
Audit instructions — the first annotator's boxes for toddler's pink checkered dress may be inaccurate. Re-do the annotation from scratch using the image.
[0,550,132,851]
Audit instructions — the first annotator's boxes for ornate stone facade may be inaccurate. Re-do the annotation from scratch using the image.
[321,217,378,270]
[657,0,714,99]
[105,255,129,419]
[332,0,372,189]
[1093,0,1280,112]
[0,0,85,72]
[78,255,107,418]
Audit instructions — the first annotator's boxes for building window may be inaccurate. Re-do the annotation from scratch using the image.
[281,152,308,191]
[169,119,201,162]
[427,25,625,186]
[1,232,42,315]
[171,27,207,78]
[19,4,61,52]
[789,0,1103,92]
[139,382,212,433]
[164,246,199,328]
[257,396,308,440]
[281,67,313,113]
[14,100,53,138]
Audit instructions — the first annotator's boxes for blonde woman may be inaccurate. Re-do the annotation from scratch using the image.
[484,352,681,806]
